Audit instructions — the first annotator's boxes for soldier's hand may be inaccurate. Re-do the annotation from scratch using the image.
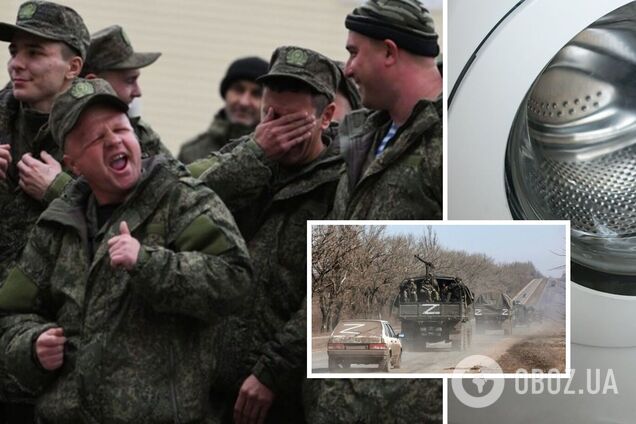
[234,374,275,424]
[254,107,315,160]
[0,144,11,181]
[108,221,140,271]
[17,151,62,200]
[35,327,66,371]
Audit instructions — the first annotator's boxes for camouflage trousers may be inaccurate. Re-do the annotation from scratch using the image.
[303,379,443,424]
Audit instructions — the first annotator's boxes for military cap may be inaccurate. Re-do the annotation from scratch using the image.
[0,1,90,59]
[84,25,161,73]
[257,46,340,102]
[219,56,269,98]
[345,0,439,57]
[50,78,128,149]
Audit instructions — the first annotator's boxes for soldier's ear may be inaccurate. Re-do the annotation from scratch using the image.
[383,39,399,67]
[66,57,83,80]
[319,102,336,130]
[63,154,81,176]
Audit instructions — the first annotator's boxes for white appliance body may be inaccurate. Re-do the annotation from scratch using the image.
[449,1,636,422]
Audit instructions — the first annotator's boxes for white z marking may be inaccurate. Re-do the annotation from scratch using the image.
[339,323,365,335]
[420,304,440,315]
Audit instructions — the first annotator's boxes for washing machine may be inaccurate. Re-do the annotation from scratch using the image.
[449,1,636,422]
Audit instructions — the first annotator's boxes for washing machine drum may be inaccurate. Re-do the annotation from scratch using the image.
[506,2,636,287]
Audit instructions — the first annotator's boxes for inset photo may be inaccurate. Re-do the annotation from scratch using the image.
[308,221,569,378]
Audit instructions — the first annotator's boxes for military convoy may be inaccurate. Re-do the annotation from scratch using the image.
[395,257,475,351]
[474,292,514,335]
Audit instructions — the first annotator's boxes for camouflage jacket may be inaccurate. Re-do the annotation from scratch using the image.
[303,379,442,424]
[0,87,61,282]
[331,98,443,219]
[195,132,342,422]
[178,109,255,164]
[0,157,252,423]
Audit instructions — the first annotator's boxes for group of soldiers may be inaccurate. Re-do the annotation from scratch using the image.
[0,0,443,423]
[402,277,465,303]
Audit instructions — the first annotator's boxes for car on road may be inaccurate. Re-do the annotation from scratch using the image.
[327,319,402,372]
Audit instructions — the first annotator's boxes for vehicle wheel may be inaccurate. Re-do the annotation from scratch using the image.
[394,349,402,369]
[379,356,390,372]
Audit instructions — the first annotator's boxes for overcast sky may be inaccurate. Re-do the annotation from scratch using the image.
[384,224,566,278]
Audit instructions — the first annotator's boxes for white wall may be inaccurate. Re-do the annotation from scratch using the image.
[0,0,442,154]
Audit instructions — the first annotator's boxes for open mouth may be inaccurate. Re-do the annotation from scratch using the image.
[110,153,128,171]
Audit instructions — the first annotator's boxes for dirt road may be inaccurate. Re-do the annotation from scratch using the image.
[312,326,563,374]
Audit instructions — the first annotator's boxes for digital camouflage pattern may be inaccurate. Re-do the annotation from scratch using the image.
[194,128,342,423]
[0,157,252,422]
[0,87,61,282]
[84,25,161,73]
[0,0,90,59]
[258,46,340,101]
[303,379,443,424]
[178,109,255,164]
[331,98,442,219]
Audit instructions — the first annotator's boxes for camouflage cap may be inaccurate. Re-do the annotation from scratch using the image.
[84,25,161,73]
[257,46,340,102]
[50,78,129,149]
[0,1,90,59]
[345,0,439,57]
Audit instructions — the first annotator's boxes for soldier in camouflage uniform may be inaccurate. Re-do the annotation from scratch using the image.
[178,56,269,163]
[330,0,443,219]
[81,24,172,159]
[24,24,175,205]
[188,46,342,424]
[0,0,88,298]
[303,1,444,422]
[0,78,252,423]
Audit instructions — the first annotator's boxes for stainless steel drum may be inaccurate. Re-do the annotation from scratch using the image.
[506,3,636,278]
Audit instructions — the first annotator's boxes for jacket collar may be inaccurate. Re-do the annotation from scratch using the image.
[341,97,442,192]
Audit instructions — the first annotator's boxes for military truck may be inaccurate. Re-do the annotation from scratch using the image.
[474,292,514,335]
[395,257,475,351]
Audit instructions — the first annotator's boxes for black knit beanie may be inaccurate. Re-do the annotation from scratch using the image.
[219,56,269,98]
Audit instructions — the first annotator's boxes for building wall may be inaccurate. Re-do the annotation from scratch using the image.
[0,0,443,155]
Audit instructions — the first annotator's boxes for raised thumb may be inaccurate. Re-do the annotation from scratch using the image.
[119,221,130,235]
